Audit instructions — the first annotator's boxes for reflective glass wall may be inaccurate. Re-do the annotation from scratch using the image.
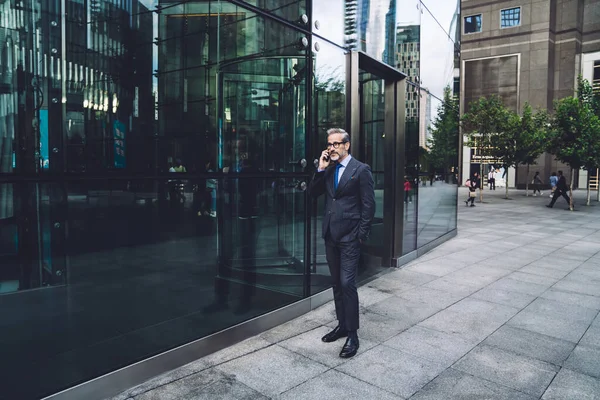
[393,0,460,252]
[0,0,458,398]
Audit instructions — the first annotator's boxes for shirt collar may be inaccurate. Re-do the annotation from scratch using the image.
[338,154,352,168]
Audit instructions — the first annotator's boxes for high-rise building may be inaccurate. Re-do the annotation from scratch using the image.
[345,0,397,66]
[396,24,420,121]
[460,0,600,187]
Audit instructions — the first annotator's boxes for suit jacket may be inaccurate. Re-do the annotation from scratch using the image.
[309,156,375,243]
[557,175,569,192]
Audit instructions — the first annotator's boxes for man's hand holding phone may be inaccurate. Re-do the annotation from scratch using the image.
[319,150,330,171]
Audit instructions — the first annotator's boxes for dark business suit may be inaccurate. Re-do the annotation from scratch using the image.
[309,156,375,331]
[549,174,571,207]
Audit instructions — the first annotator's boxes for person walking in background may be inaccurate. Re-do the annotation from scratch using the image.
[473,172,481,191]
[404,177,412,203]
[203,160,217,217]
[549,172,558,198]
[488,169,496,190]
[309,128,375,359]
[547,170,571,208]
[464,176,477,207]
[532,171,543,196]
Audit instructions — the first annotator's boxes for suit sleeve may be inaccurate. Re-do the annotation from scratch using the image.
[359,165,375,241]
[308,170,326,198]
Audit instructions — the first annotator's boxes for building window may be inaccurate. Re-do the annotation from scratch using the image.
[501,7,521,28]
[464,14,482,34]
[593,61,600,93]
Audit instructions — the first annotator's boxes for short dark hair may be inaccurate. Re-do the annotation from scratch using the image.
[558,170,563,175]
[327,128,350,144]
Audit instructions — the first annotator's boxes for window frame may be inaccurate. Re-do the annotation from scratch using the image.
[463,13,482,35]
[500,6,521,29]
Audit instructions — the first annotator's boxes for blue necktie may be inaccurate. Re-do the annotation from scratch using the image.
[334,163,342,190]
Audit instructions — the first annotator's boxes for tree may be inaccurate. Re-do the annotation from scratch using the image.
[487,108,518,199]
[547,77,600,207]
[427,86,459,183]
[462,95,510,201]
[515,104,548,197]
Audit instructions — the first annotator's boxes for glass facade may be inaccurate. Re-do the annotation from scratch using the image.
[0,0,459,398]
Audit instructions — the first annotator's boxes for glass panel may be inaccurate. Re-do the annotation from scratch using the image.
[312,0,345,47]
[1,1,312,398]
[395,1,422,255]
[464,14,482,34]
[0,182,66,293]
[403,87,419,255]
[239,0,308,24]
[416,1,459,248]
[311,40,346,294]
[501,7,521,28]
[330,0,397,65]
[358,70,387,265]
[1,178,304,399]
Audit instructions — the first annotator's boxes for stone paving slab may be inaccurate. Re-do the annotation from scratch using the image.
[335,345,447,398]
[453,345,559,397]
[412,369,536,400]
[482,325,576,365]
[277,369,402,400]
[215,345,329,398]
[542,368,600,400]
[110,189,600,400]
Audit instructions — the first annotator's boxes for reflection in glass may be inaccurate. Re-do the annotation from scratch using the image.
[344,0,397,66]
[415,1,460,248]
[358,70,387,263]
[311,41,347,293]
[242,0,307,24]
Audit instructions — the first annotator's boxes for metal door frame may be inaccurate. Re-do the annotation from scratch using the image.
[346,51,407,267]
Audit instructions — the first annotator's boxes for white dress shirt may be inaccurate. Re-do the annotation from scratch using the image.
[335,154,352,186]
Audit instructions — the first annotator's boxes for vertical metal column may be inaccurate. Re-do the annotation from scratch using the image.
[345,51,360,153]
[392,79,406,263]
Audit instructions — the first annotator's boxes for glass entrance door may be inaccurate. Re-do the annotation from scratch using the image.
[217,57,308,299]
[358,71,387,259]
[347,51,408,268]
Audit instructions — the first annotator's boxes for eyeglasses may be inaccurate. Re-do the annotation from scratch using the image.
[326,141,348,149]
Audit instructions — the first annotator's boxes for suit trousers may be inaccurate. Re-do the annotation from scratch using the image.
[549,189,570,207]
[325,235,360,332]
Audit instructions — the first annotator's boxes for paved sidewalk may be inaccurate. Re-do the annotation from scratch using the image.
[111,189,600,400]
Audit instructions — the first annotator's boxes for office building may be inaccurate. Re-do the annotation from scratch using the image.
[460,0,600,186]
[0,1,459,398]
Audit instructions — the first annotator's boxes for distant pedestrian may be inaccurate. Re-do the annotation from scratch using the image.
[547,170,571,208]
[532,172,543,196]
[404,177,412,203]
[464,176,477,207]
[549,172,558,198]
[488,169,496,190]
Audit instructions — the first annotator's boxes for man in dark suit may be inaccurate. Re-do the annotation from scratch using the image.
[547,170,572,208]
[309,128,375,358]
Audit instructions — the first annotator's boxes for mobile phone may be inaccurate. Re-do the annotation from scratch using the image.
[323,153,330,162]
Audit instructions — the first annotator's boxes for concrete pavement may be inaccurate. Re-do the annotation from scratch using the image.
[111,188,600,400]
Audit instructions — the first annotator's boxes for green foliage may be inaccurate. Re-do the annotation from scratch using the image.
[486,103,548,170]
[461,95,507,153]
[427,87,459,172]
[547,77,600,171]
[515,104,548,167]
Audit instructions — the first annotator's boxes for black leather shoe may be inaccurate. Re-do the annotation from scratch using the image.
[321,326,348,343]
[339,336,359,358]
